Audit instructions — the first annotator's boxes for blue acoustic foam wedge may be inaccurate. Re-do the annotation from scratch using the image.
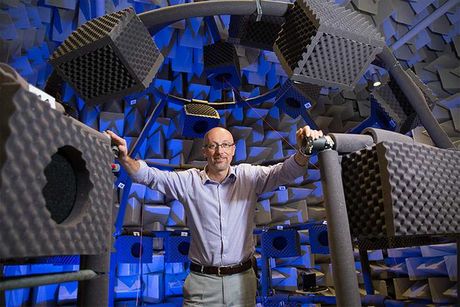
[275,79,322,120]
[261,229,301,258]
[115,236,153,263]
[164,236,190,263]
[50,7,163,105]
[309,224,330,254]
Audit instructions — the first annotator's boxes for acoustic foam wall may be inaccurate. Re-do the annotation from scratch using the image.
[0,89,113,259]
[50,7,163,105]
[274,0,385,90]
[342,141,460,240]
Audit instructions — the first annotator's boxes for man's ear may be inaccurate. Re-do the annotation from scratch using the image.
[202,146,207,159]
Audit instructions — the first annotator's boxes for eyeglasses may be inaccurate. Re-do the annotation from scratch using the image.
[203,142,235,151]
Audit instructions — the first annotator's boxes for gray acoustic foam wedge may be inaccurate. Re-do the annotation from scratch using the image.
[274,0,385,90]
[0,89,113,259]
[342,141,459,240]
[50,7,163,106]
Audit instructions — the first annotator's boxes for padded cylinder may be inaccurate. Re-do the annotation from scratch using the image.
[261,229,301,258]
[0,89,113,259]
[342,141,460,240]
[274,0,384,90]
[50,7,163,105]
[164,236,190,263]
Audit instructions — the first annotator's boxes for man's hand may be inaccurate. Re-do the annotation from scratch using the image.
[105,130,129,161]
[294,126,324,166]
[296,126,324,148]
[105,130,140,175]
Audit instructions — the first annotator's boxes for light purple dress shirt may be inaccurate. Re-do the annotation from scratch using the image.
[131,155,307,266]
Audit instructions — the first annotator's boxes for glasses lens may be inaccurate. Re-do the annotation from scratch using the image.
[205,143,233,150]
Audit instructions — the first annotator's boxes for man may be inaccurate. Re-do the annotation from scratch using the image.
[107,125,323,306]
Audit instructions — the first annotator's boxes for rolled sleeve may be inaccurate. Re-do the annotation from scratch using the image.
[284,154,308,177]
[252,154,308,194]
[130,160,151,185]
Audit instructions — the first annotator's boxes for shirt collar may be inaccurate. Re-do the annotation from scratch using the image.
[200,165,237,184]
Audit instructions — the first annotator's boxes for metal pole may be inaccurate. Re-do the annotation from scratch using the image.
[390,0,458,51]
[319,149,361,307]
[359,247,374,295]
[260,251,271,297]
[0,270,97,291]
[457,235,459,306]
[0,264,5,305]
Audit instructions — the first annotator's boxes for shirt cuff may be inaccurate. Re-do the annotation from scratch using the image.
[290,153,308,168]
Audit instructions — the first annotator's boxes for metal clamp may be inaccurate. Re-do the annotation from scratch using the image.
[255,0,263,22]
[300,135,335,155]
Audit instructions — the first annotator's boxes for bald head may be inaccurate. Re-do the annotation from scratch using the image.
[203,127,234,145]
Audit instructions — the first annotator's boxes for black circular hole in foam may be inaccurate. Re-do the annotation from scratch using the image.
[318,231,329,247]
[285,98,301,109]
[273,236,288,251]
[131,242,143,258]
[43,146,91,224]
[43,152,77,224]
[178,242,190,255]
[193,120,209,134]
[215,73,233,83]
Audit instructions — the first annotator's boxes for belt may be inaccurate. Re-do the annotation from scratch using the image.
[190,258,253,276]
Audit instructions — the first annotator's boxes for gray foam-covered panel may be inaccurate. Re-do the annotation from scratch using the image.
[378,141,460,236]
[228,13,285,51]
[357,235,445,250]
[50,7,163,105]
[0,89,113,259]
[372,73,437,134]
[274,0,385,90]
[342,145,387,240]
[342,141,460,239]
